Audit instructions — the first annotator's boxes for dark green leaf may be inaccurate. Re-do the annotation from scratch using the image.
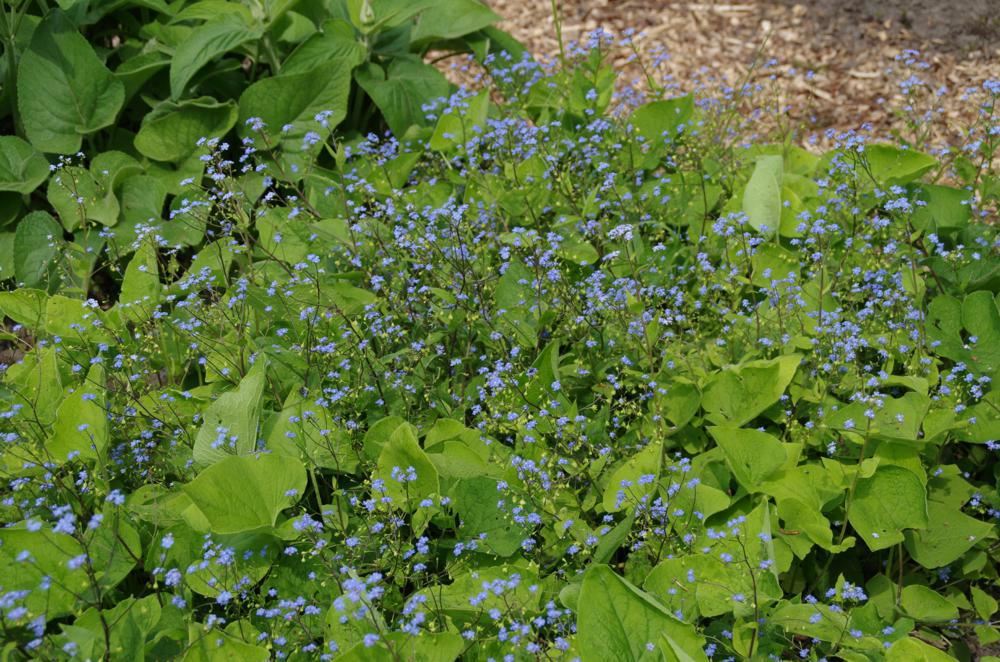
[17,11,124,153]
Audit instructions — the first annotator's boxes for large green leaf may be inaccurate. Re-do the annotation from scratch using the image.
[577,566,707,662]
[17,11,124,153]
[708,426,786,493]
[910,183,971,233]
[117,240,162,324]
[374,423,439,511]
[169,16,261,99]
[3,345,63,425]
[47,364,108,463]
[281,19,367,74]
[355,57,451,137]
[135,98,239,162]
[182,453,306,534]
[429,89,490,152]
[345,0,437,32]
[0,529,90,619]
[494,257,538,347]
[181,625,270,661]
[0,136,50,193]
[885,637,956,662]
[865,144,937,184]
[776,497,854,553]
[743,155,783,234]
[47,164,121,231]
[961,291,1000,379]
[409,0,499,42]
[903,499,993,568]
[266,388,359,473]
[602,440,662,512]
[0,288,48,328]
[702,354,800,426]
[238,59,352,158]
[192,359,268,466]
[449,477,527,556]
[900,584,959,623]
[13,211,61,287]
[336,632,464,662]
[848,465,928,551]
[629,95,694,168]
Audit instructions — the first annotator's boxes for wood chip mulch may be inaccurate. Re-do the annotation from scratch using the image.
[461,0,1000,150]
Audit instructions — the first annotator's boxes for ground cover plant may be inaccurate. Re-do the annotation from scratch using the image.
[0,0,515,280]
[1,2,1000,660]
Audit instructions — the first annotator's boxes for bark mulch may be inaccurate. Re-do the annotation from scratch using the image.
[470,0,1000,148]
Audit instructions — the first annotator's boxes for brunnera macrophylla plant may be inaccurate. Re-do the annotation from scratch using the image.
[0,0,520,282]
[1,32,1000,662]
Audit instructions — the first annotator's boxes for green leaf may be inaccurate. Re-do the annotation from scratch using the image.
[47,364,108,463]
[0,529,90,619]
[13,211,61,287]
[0,136,50,193]
[117,240,162,324]
[362,415,411,459]
[494,257,538,347]
[826,392,930,443]
[629,95,694,168]
[282,19,367,74]
[770,601,849,644]
[238,59,352,158]
[413,565,539,624]
[961,291,1000,380]
[602,440,662,512]
[0,288,48,328]
[708,427,786,493]
[181,625,270,661]
[374,423,439,510]
[702,354,800,427]
[345,0,437,32]
[450,477,527,556]
[900,584,959,622]
[655,380,701,428]
[319,275,377,315]
[743,155,783,234]
[355,58,451,137]
[336,633,464,662]
[410,0,500,42]
[3,346,63,425]
[135,98,239,162]
[170,16,261,100]
[192,359,268,466]
[266,388,359,473]
[17,11,124,153]
[182,453,306,534]
[69,595,161,662]
[865,144,937,184]
[903,500,993,568]
[118,175,169,236]
[885,637,956,662]
[45,294,111,342]
[848,465,929,551]
[645,548,782,620]
[429,90,490,152]
[910,184,971,233]
[47,165,120,231]
[972,586,998,620]
[577,565,707,662]
[776,498,854,553]
[0,232,13,279]
[116,51,170,102]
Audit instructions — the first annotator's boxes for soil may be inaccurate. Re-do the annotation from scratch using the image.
[477,0,1000,146]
